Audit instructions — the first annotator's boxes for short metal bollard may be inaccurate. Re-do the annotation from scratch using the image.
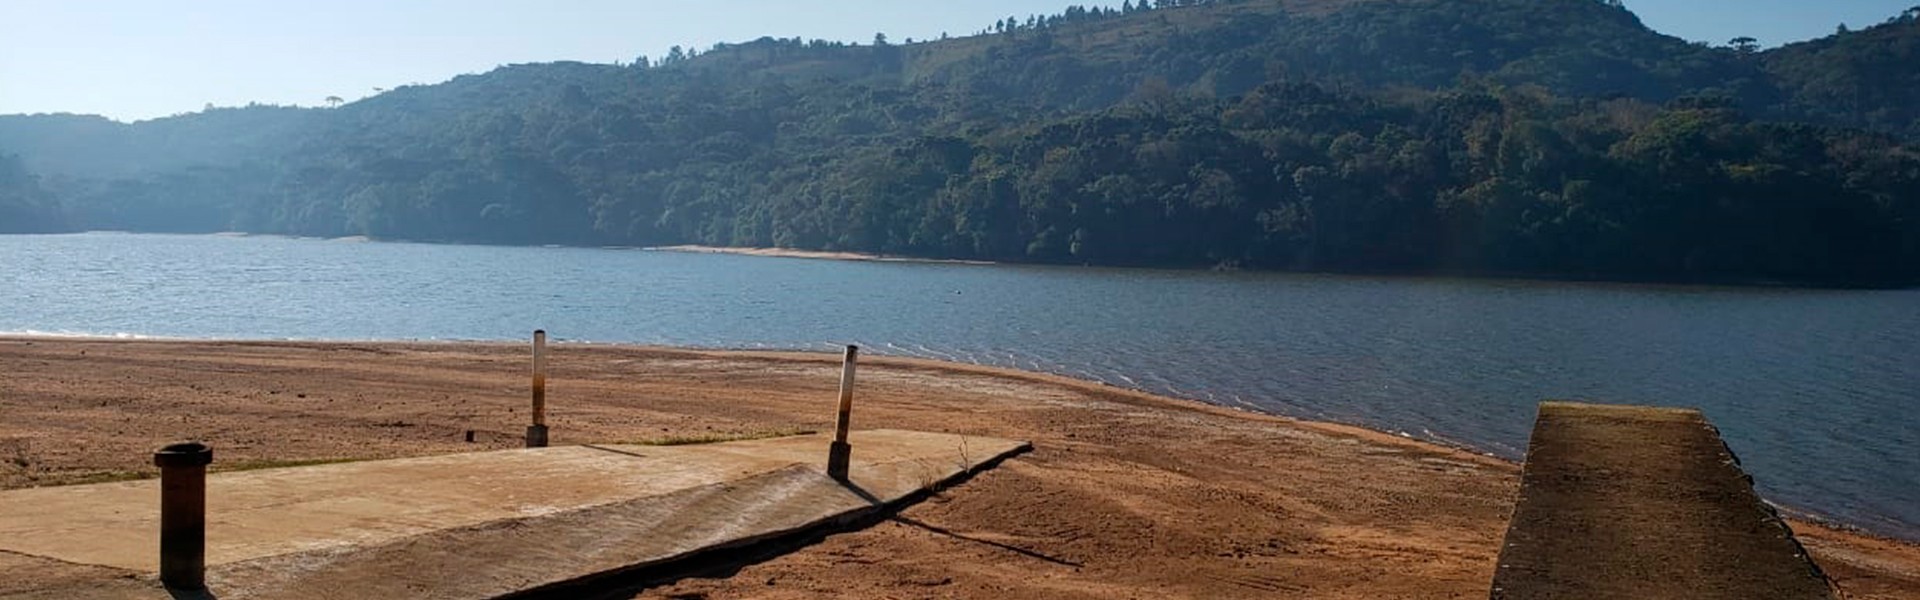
[154,442,213,591]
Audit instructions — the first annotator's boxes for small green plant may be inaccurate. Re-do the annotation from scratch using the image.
[55,470,154,486]
[31,456,369,488]
[628,428,817,446]
[3,438,30,469]
[217,457,368,472]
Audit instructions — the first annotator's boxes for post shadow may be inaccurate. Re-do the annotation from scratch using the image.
[167,586,220,600]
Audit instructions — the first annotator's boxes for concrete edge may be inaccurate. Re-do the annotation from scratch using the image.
[1537,400,1702,419]
[1702,425,1842,597]
[1489,405,1557,599]
[499,440,1033,600]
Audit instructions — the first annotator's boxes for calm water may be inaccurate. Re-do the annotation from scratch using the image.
[4,233,1917,538]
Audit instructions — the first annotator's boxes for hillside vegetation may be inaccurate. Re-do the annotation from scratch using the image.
[2,0,1918,285]
[0,154,64,234]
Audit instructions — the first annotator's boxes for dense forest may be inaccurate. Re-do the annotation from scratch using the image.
[0,154,64,234]
[3,0,1919,285]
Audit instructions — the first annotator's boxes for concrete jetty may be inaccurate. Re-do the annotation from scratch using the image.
[0,429,1027,599]
[1490,402,1834,599]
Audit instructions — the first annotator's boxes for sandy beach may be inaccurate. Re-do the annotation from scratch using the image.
[1,338,1915,598]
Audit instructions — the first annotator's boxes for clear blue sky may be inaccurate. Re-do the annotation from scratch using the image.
[1,0,1913,122]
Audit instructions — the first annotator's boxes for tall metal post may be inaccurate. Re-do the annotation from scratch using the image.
[827,345,858,480]
[526,329,550,448]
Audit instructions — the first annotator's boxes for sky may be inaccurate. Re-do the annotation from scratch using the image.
[1,0,1914,122]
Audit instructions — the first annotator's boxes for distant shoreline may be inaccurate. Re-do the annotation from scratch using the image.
[646,244,995,265]
[12,232,1913,288]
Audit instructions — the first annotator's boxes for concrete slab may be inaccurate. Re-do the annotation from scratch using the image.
[1490,402,1834,599]
[0,429,1027,599]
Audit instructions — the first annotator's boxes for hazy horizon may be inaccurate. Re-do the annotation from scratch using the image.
[2,0,1914,122]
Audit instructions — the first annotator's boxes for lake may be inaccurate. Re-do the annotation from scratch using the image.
[3,232,1916,539]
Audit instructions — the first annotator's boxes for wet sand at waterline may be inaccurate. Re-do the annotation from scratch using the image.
[1,339,1915,599]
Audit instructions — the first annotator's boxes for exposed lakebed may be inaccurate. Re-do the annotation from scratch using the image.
[4,232,1915,539]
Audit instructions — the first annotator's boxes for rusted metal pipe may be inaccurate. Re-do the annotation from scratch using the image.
[154,442,212,591]
[527,329,550,448]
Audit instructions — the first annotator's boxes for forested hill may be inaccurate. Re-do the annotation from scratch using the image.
[3,0,1920,286]
[0,154,65,234]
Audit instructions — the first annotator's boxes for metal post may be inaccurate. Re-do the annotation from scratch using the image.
[526,330,549,448]
[154,442,212,591]
[827,345,858,480]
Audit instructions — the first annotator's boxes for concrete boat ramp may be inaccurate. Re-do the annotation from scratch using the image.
[1491,402,1835,599]
[0,429,1028,599]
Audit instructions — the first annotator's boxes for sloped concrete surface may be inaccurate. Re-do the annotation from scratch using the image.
[0,430,1027,599]
[1490,402,1834,599]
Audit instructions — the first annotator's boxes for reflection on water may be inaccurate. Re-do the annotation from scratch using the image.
[2,232,1916,539]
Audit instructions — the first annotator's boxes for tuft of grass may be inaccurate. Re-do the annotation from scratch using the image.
[29,457,370,489]
[217,457,368,472]
[3,439,31,469]
[627,428,817,447]
[53,470,154,486]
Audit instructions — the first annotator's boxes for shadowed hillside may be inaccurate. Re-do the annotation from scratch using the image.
[2,0,1918,285]
[1767,8,1920,140]
[0,154,64,233]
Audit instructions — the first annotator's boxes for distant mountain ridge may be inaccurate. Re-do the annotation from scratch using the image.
[2,0,1918,285]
